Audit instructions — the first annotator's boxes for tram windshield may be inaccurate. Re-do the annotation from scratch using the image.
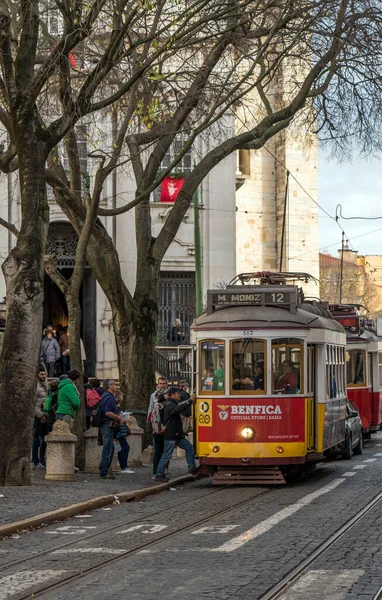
[346,349,366,386]
[230,339,266,394]
[272,339,303,394]
[200,340,225,393]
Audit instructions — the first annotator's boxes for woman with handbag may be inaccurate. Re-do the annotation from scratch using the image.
[115,416,134,474]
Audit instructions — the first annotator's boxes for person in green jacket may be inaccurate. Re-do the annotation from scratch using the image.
[56,369,81,431]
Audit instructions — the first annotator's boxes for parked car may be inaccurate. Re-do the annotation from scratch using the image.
[341,402,363,460]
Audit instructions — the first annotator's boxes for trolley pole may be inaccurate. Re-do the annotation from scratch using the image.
[339,231,344,303]
[194,185,203,317]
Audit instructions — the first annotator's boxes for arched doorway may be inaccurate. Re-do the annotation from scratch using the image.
[44,222,96,376]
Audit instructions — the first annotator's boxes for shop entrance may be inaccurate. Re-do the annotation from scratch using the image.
[43,222,96,376]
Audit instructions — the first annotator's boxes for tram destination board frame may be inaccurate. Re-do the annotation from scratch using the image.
[207,286,298,314]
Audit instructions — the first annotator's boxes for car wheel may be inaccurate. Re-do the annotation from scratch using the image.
[353,432,363,455]
[341,433,352,460]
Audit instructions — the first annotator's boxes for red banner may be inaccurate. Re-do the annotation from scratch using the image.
[160,176,184,203]
[198,397,305,443]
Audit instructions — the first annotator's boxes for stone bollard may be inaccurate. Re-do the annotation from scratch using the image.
[126,415,144,467]
[84,427,102,474]
[141,444,154,465]
[45,420,77,481]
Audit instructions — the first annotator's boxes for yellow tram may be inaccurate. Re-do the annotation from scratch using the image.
[191,273,347,484]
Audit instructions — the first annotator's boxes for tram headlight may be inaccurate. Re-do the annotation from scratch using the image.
[213,446,220,453]
[276,446,284,453]
[240,426,255,440]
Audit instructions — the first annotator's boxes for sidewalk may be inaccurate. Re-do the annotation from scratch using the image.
[0,458,190,527]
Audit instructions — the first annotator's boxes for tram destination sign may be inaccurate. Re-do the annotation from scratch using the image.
[207,286,298,314]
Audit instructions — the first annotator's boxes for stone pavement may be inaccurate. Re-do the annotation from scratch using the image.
[0,457,189,526]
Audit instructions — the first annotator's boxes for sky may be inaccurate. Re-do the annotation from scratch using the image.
[318,151,382,258]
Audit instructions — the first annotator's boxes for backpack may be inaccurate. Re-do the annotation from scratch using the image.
[86,387,101,408]
[90,401,103,427]
[152,402,166,434]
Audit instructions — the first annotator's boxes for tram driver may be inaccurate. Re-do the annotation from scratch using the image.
[274,360,299,394]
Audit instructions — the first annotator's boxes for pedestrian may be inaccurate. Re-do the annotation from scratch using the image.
[167,318,185,345]
[99,379,127,480]
[44,379,60,433]
[115,421,134,474]
[147,377,168,475]
[147,376,168,423]
[55,369,81,431]
[84,376,101,429]
[59,326,70,374]
[40,331,61,377]
[154,387,198,482]
[151,388,170,479]
[32,365,48,469]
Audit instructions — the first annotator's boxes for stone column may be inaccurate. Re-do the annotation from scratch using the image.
[84,427,102,474]
[45,420,77,481]
[126,416,144,467]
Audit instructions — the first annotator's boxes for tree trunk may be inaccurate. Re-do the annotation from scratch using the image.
[67,294,86,470]
[0,136,49,486]
[124,275,159,411]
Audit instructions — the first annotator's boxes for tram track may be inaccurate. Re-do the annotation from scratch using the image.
[9,487,275,599]
[0,482,270,574]
[259,489,382,600]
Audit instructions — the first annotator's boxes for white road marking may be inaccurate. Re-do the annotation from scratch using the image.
[45,525,96,535]
[52,547,125,555]
[373,453,382,457]
[277,569,364,599]
[208,479,344,552]
[191,525,239,535]
[363,459,377,463]
[0,570,67,599]
[342,472,356,477]
[116,524,167,534]
[353,465,366,470]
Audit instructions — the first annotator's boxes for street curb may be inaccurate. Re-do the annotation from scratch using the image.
[0,474,194,539]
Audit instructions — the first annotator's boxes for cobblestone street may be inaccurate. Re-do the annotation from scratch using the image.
[1,434,382,600]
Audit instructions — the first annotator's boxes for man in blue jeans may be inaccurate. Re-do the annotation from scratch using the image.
[99,379,127,480]
[154,387,198,482]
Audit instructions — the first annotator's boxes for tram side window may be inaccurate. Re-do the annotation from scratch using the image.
[200,340,225,393]
[230,339,266,393]
[346,349,365,386]
[326,344,345,398]
[272,339,303,394]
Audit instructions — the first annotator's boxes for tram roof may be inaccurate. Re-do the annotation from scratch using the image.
[191,304,345,333]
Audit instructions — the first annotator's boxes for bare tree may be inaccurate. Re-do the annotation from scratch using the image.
[0,0,381,484]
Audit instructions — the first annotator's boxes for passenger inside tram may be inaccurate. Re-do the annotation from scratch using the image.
[238,361,265,391]
[274,360,299,394]
[202,368,216,391]
[213,357,225,391]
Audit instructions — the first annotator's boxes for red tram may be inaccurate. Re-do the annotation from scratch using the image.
[330,305,382,438]
[192,273,348,484]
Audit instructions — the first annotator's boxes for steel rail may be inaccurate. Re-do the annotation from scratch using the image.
[1,482,268,574]
[259,489,382,600]
[373,585,382,600]
[14,488,275,599]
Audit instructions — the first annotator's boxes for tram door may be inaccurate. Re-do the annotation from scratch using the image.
[306,345,315,450]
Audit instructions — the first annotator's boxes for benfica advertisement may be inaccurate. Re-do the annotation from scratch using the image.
[197,397,305,443]
[160,176,185,202]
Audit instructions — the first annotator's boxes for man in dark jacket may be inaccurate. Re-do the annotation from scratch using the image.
[99,379,127,480]
[154,387,198,482]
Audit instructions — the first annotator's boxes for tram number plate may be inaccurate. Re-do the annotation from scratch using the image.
[242,330,254,336]
[265,292,286,303]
